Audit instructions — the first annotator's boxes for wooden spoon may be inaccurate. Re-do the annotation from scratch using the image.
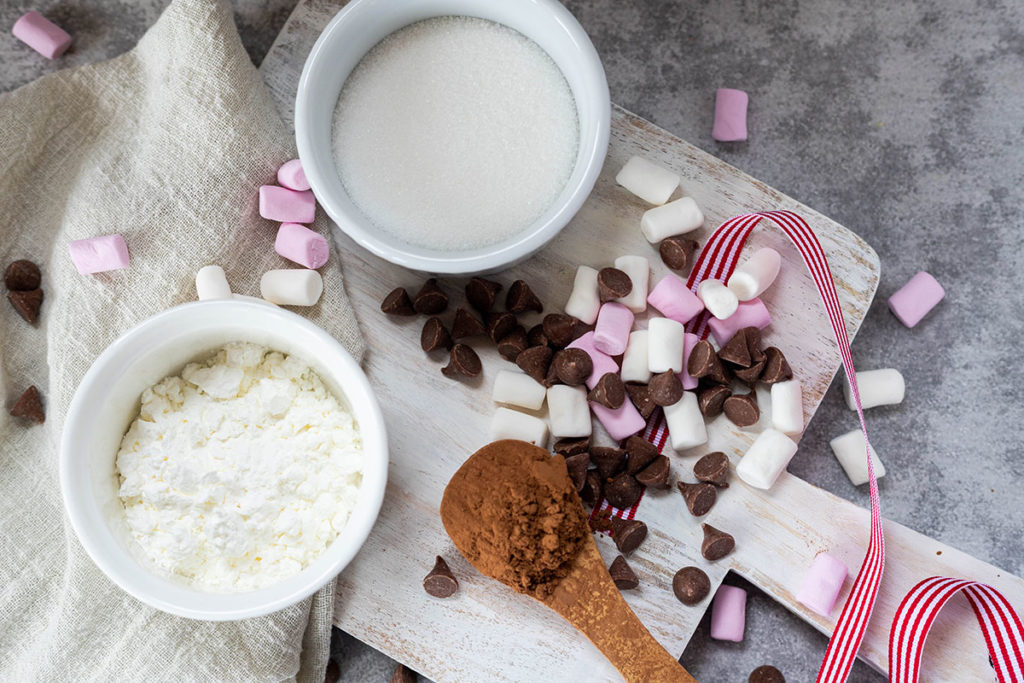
[441,440,695,683]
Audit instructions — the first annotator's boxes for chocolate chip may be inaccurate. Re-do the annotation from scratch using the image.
[465,277,502,313]
[542,313,580,348]
[694,452,730,487]
[605,473,643,509]
[516,345,552,385]
[451,307,486,339]
[4,260,41,291]
[420,317,452,353]
[625,435,660,474]
[648,370,684,407]
[589,508,614,533]
[611,517,648,554]
[744,326,766,364]
[635,455,671,488]
[389,663,416,683]
[672,566,711,605]
[590,446,626,480]
[597,267,632,302]
[587,372,625,408]
[8,288,43,324]
[608,555,639,590]
[423,556,458,598]
[497,326,528,362]
[543,360,561,388]
[697,384,731,418]
[505,280,543,314]
[412,278,447,315]
[723,392,760,427]
[527,323,549,348]
[441,344,481,380]
[10,385,44,424]
[553,437,589,457]
[677,481,717,516]
[734,359,766,385]
[719,329,752,367]
[552,348,593,386]
[380,287,414,315]
[326,657,341,683]
[625,383,657,419]
[486,311,518,344]
[565,453,590,492]
[761,347,793,384]
[580,470,603,506]
[701,523,735,561]
[749,665,786,683]
[687,339,718,378]
[659,237,698,271]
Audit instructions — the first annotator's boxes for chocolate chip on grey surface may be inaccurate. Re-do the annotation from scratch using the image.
[412,278,448,315]
[677,481,717,516]
[564,452,590,492]
[389,663,417,683]
[441,344,481,380]
[527,323,549,348]
[420,317,452,353]
[635,455,671,488]
[505,279,543,314]
[552,347,593,386]
[608,555,639,590]
[625,435,660,474]
[611,517,648,554]
[465,277,502,313]
[553,436,590,457]
[486,311,518,344]
[698,384,731,418]
[718,329,752,367]
[761,346,793,384]
[693,451,730,487]
[749,665,786,683]
[497,326,528,362]
[589,446,626,480]
[604,472,643,510]
[672,566,711,605]
[4,260,41,291]
[648,370,684,406]
[541,313,580,348]
[734,359,766,385]
[701,523,735,561]
[723,392,760,427]
[587,372,625,408]
[423,556,459,598]
[8,288,43,324]
[516,345,552,384]
[380,287,415,316]
[625,383,657,419]
[580,470,603,506]
[10,385,44,424]
[597,267,633,302]
[325,657,341,683]
[659,237,698,271]
[451,307,486,339]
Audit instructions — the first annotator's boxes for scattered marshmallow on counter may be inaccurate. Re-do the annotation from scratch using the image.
[195,265,231,300]
[12,11,71,59]
[640,196,703,243]
[707,298,771,346]
[844,368,905,410]
[710,585,747,641]
[647,274,704,324]
[712,88,749,143]
[567,331,620,389]
[889,271,944,328]
[259,185,315,223]
[260,269,323,306]
[490,407,548,446]
[663,391,708,451]
[620,330,651,384]
[728,247,781,301]
[830,429,886,486]
[593,302,634,356]
[736,428,798,489]
[648,317,685,373]
[796,553,848,617]
[697,278,739,320]
[590,397,646,442]
[275,223,329,269]
[615,156,680,205]
[548,385,592,438]
[613,255,649,313]
[69,234,130,274]
[564,265,601,325]
[492,370,546,411]
[771,379,803,435]
[276,159,310,191]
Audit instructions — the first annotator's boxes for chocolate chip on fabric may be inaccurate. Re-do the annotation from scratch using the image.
[552,348,593,386]
[412,278,448,315]
[673,566,711,605]
[597,267,633,302]
[516,345,552,385]
[10,385,44,424]
[423,556,458,598]
[587,372,625,408]
[505,279,543,314]
[693,452,730,487]
[420,317,452,353]
[608,555,639,590]
[677,481,718,516]
[611,517,648,554]
[4,260,41,291]
[465,277,502,313]
[451,307,486,339]
[8,288,43,324]
[701,523,735,561]
[605,473,643,510]
[441,344,481,380]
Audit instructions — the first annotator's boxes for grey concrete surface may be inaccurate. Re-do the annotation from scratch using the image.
[3,0,1022,681]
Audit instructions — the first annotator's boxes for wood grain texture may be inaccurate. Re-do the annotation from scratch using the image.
[260,3,1023,681]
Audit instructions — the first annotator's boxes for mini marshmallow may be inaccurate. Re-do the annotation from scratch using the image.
[728,247,782,301]
[640,197,703,243]
[663,391,707,451]
[647,317,685,373]
[647,274,704,324]
[796,553,848,617]
[889,271,944,328]
[276,159,310,191]
[678,332,700,390]
[490,407,548,446]
[593,302,634,356]
[564,265,601,325]
[69,234,130,274]
[275,223,329,269]
[707,298,771,346]
[615,156,680,205]
[492,370,546,411]
[712,89,749,143]
[771,379,803,435]
[830,429,886,486]
[590,397,646,442]
[12,11,71,59]
[259,269,323,306]
[710,585,747,642]
[736,428,798,490]
[195,265,231,300]
[697,279,739,320]
[548,385,592,438]
[567,332,620,389]
[620,330,651,384]
[844,368,905,410]
[613,255,650,313]
[259,186,316,223]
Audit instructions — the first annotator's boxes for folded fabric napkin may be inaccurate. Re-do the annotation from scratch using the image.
[0,0,363,680]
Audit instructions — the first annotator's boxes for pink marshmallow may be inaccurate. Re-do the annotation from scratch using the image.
[590,397,646,442]
[69,234,130,274]
[677,332,700,390]
[593,302,634,356]
[796,553,848,617]
[567,332,620,389]
[12,11,71,60]
[707,297,771,346]
[276,159,310,192]
[712,88,748,142]
[647,274,705,324]
[710,584,747,642]
[259,185,315,223]
[275,223,329,269]
[888,271,944,328]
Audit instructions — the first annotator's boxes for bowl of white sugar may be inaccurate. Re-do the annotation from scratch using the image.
[295,0,610,275]
[59,300,388,620]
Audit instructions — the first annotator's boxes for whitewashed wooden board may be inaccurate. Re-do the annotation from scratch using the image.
[260,3,1024,680]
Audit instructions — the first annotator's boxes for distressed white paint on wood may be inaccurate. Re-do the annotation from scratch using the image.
[260,4,1023,681]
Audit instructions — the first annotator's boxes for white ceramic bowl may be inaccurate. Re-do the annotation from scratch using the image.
[59,300,388,620]
[295,0,610,275]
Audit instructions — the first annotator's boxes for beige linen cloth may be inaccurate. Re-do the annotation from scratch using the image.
[0,0,365,680]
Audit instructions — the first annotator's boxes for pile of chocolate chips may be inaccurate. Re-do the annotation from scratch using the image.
[4,260,46,424]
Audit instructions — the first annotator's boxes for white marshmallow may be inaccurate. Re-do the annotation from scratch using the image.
[615,155,680,205]
[830,429,886,486]
[564,265,601,325]
[492,370,546,411]
[640,196,704,243]
[663,392,708,451]
[196,265,232,300]
[697,279,739,320]
[613,255,650,313]
[547,385,592,438]
[620,330,652,383]
[728,248,782,301]
[844,368,905,410]
[736,429,798,490]
[771,379,804,435]
[647,317,685,373]
[260,269,323,306]
[490,407,549,446]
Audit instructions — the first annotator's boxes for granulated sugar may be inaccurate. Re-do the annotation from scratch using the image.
[331,17,579,251]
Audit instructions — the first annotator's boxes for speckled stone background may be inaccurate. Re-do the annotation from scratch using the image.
[2,0,1021,681]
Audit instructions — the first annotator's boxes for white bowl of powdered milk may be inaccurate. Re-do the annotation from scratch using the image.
[295,0,610,275]
[59,300,388,620]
